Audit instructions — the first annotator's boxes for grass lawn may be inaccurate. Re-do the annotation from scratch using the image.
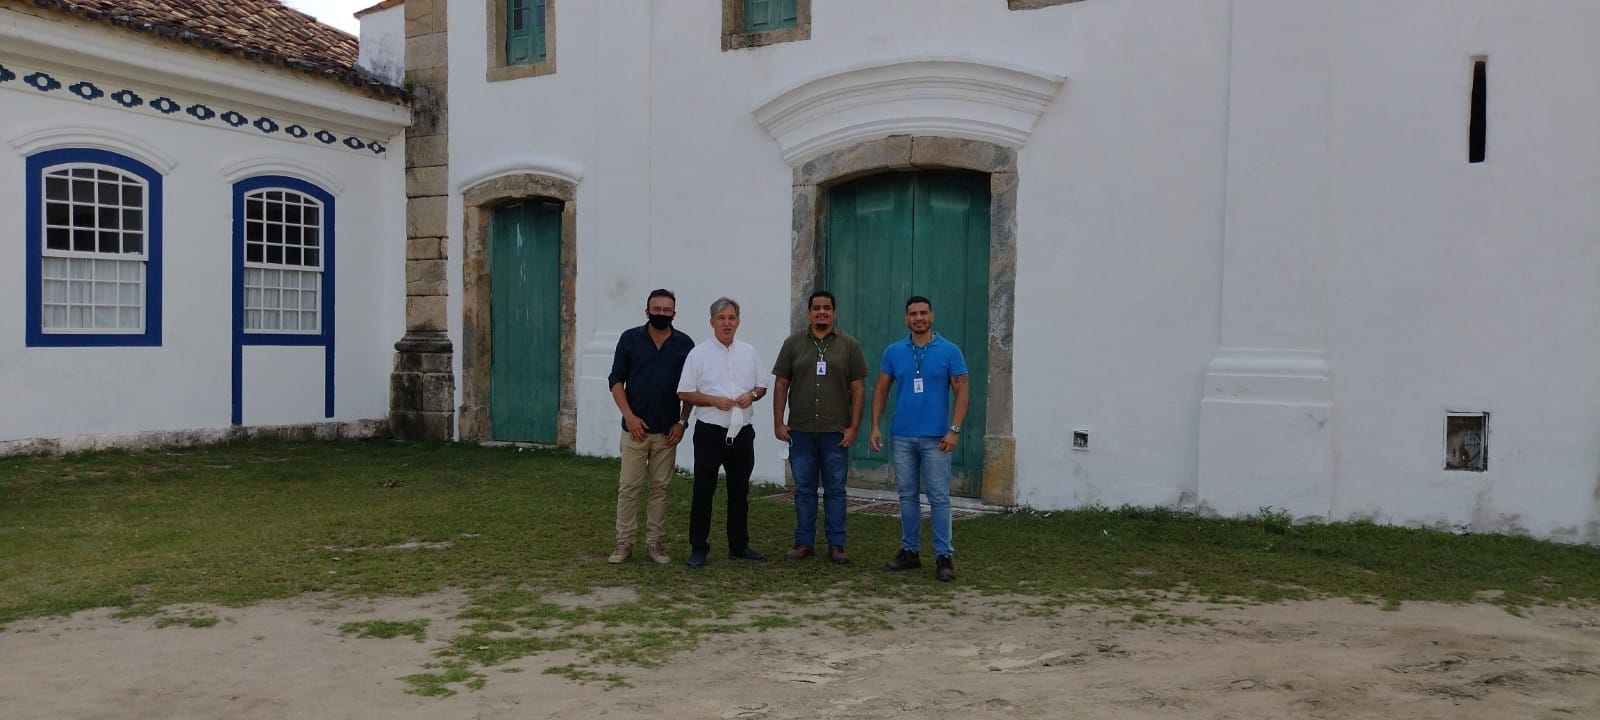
[4,439,1599,693]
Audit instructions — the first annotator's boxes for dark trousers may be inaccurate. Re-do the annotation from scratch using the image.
[689,421,755,554]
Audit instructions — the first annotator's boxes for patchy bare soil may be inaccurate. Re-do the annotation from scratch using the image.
[3,592,1598,719]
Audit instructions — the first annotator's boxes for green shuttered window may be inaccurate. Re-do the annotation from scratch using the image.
[506,0,546,66]
[744,0,798,33]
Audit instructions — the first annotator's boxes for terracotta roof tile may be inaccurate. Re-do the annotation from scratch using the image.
[8,0,406,99]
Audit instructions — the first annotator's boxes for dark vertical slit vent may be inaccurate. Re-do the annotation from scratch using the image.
[1469,58,1487,163]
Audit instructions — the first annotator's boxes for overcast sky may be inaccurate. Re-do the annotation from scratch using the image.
[282,0,368,35]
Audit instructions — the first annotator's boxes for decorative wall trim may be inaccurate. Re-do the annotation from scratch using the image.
[754,58,1063,165]
[455,158,585,192]
[221,157,347,194]
[9,124,177,173]
[0,60,389,156]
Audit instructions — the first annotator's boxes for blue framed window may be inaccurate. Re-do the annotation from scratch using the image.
[506,0,547,65]
[231,176,336,424]
[25,148,163,347]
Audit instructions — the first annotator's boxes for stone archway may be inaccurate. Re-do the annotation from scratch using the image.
[458,173,578,445]
[789,136,1020,506]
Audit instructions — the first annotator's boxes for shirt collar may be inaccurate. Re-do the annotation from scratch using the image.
[903,332,940,348]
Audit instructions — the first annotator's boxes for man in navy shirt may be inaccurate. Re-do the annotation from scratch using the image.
[868,296,969,582]
[607,289,695,565]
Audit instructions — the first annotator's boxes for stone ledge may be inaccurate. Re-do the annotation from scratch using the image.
[0,419,389,458]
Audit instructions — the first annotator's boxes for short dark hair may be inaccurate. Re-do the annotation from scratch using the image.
[808,290,835,308]
[905,295,932,310]
[647,289,675,304]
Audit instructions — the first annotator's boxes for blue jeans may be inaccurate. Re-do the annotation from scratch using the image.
[891,436,953,557]
[789,431,849,547]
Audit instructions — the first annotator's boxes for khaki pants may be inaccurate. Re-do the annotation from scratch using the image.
[616,432,676,546]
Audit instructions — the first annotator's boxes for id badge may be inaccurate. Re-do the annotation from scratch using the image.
[816,360,827,376]
[913,377,924,394]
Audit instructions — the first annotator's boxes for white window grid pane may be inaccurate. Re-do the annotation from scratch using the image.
[41,164,147,261]
[38,164,148,333]
[40,256,144,332]
[243,266,321,333]
[243,189,323,271]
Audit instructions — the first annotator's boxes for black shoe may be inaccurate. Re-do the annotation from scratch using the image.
[936,555,955,582]
[728,547,766,561]
[828,545,851,565]
[884,548,920,571]
[686,550,708,568]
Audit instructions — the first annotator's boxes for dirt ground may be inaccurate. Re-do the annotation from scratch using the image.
[3,590,1598,720]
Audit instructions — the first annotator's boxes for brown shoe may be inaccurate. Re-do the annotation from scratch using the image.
[936,555,955,582]
[784,544,814,560]
[607,544,632,564]
[827,545,851,565]
[884,548,920,571]
[646,543,671,565]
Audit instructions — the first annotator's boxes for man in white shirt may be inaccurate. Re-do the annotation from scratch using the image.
[677,297,769,568]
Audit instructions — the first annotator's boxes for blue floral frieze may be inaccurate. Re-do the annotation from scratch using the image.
[25,72,61,92]
[2,63,386,157]
[69,81,104,101]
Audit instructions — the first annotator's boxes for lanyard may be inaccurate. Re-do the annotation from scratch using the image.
[912,342,929,377]
[810,334,832,362]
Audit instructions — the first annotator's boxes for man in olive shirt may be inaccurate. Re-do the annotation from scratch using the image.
[772,290,867,565]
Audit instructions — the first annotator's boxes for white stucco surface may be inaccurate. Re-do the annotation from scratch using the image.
[433,0,1600,541]
[1,8,407,446]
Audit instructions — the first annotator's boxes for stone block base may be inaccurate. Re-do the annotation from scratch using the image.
[390,332,456,441]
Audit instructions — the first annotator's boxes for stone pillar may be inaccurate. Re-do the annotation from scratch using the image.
[1198,0,1334,519]
[390,0,455,441]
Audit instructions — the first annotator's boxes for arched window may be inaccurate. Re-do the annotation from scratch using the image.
[26,148,163,347]
[241,187,326,333]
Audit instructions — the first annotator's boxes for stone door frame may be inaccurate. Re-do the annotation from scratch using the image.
[790,135,1018,506]
[459,173,578,446]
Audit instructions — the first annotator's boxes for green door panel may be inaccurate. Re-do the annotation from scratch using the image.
[824,171,989,497]
[489,201,562,443]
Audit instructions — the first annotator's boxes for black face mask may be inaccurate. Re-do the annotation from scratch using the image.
[647,314,673,330]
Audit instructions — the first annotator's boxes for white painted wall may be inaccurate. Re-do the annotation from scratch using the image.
[357,4,406,85]
[440,0,1600,540]
[0,11,407,445]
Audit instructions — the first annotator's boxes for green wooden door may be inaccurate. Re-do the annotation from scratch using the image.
[489,201,562,443]
[825,171,990,497]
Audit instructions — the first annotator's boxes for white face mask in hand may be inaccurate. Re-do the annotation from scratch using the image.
[725,405,745,444]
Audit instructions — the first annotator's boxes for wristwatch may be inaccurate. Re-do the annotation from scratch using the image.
[680,419,691,429]
[949,425,961,434]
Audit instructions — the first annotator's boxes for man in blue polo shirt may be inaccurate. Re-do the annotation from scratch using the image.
[868,295,969,582]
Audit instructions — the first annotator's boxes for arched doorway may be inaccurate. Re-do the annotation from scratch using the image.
[459,173,578,445]
[823,170,991,498]
[788,135,1019,506]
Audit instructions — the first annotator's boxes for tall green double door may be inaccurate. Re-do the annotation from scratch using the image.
[825,171,990,498]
